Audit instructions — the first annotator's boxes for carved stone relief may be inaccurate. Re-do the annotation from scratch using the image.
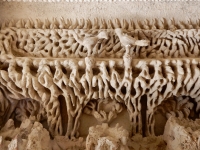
[1,17,200,149]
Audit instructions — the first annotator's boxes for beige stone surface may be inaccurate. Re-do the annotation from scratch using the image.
[163,117,200,150]
[1,1,200,25]
[86,123,129,150]
[1,1,200,149]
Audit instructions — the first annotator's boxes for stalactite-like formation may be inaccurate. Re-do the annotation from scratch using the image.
[1,56,200,136]
[1,18,200,149]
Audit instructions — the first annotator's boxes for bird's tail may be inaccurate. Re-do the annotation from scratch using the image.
[135,40,149,46]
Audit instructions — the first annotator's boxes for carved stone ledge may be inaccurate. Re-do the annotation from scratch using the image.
[1,18,200,149]
[1,27,200,58]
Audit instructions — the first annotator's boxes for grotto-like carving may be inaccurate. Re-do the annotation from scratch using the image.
[2,57,200,137]
[15,98,46,123]
[83,98,124,123]
[1,19,200,58]
[155,96,195,120]
[1,18,200,149]
[154,96,197,136]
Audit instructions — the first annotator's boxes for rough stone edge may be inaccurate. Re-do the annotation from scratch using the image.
[1,18,199,30]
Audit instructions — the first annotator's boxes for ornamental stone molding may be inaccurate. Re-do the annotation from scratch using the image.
[1,1,200,150]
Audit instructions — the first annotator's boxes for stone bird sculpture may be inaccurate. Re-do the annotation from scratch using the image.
[69,30,108,56]
[115,28,149,55]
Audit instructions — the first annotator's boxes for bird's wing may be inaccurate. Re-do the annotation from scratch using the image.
[121,35,136,46]
[135,40,149,46]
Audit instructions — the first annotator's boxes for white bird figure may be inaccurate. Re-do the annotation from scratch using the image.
[69,30,108,56]
[115,28,149,55]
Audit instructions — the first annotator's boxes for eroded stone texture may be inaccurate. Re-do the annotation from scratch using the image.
[163,116,200,150]
[86,123,129,150]
[0,119,167,150]
[1,17,200,149]
[2,27,200,58]
[0,119,86,150]
[83,98,124,123]
[130,134,166,150]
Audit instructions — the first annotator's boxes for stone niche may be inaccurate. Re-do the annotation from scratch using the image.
[1,1,200,150]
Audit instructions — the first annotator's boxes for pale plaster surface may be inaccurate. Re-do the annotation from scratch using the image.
[0,1,200,25]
